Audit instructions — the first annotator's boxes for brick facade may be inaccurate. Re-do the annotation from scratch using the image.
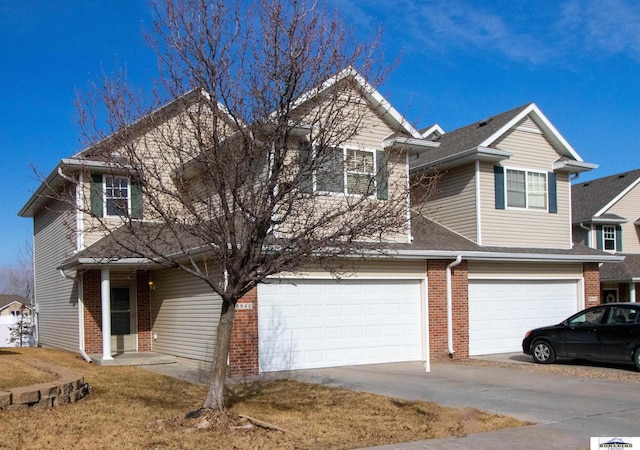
[228,288,259,377]
[83,270,102,354]
[427,260,469,359]
[583,262,601,307]
[135,271,152,352]
[82,269,152,354]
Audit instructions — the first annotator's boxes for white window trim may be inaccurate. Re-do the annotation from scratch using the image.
[504,167,548,212]
[602,225,617,251]
[313,145,378,198]
[103,175,132,218]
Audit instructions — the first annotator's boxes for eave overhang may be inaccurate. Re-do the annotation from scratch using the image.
[383,136,440,156]
[575,216,629,226]
[367,249,624,264]
[410,146,512,172]
[553,159,598,174]
[19,158,133,218]
[57,257,156,271]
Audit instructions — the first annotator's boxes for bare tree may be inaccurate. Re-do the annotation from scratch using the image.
[51,0,429,413]
[0,238,34,301]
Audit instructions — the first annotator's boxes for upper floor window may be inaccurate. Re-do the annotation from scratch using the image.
[506,169,547,210]
[304,146,388,200]
[494,166,557,213]
[602,225,617,251]
[90,173,143,219]
[105,176,130,216]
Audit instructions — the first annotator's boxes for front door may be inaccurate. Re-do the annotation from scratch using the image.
[110,286,137,353]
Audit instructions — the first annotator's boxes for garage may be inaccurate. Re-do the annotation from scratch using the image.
[468,279,580,355]
[258,279,424,372]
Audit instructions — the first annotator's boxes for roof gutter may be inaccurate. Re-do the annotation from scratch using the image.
[373,249,624,263]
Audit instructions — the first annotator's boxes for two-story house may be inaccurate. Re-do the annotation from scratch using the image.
[19,70,618,376]
[572,169,640,303]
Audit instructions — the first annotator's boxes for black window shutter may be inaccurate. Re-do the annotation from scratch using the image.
[494,166,505,209]
[376,150,388,200]
[616,225,622,252]
[596,225,603,250]
[90,174,103,217]
[130,182,143,219]
[299,144,313,193]
[548,172,557,213]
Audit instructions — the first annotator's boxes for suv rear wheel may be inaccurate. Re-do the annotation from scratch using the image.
[531,340,556,364]
[634,348,640,371]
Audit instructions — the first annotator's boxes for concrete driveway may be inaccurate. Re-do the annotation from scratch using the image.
[283,355,640,449]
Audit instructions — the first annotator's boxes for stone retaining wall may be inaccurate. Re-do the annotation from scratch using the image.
[0,359,88,410]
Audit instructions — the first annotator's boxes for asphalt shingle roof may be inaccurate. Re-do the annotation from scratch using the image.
[572,169,640,223]
[417,103,531,166]
[600,254,640,282]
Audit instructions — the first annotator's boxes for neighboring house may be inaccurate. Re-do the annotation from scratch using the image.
[572,169,640,303]
[0,295,30,316]
[18,70,619,376]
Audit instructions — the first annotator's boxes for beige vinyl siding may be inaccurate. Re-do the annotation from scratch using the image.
[468,261,583,279]
[603,182,640,253]
[150,268,222,369]
[33,201,79,352]
[275,259,427,279]
[421,164,477,241]
[479,117,572,248]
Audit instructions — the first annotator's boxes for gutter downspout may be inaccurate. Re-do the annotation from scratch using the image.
[579,223,591,247]
[446,255,463,357]
[60,270,92,363]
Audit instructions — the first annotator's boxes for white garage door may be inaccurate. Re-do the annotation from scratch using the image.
[469,280,579,355]
[258,279,423,372]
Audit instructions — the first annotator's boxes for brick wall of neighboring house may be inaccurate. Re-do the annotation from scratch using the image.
[228,288,259,377]
[583,262,601,307]
[427,260,469,359]
[83,270,102,354]
[136,271,152,352]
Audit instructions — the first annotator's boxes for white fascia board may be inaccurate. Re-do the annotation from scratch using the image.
[590,216,628,224]
[374,249,624,263]
[291,67,422,139]
[420,124,445,139]
[479,103,583,162]
[595,176,640,217]
[553,159,598,173]
[58,257,156,271]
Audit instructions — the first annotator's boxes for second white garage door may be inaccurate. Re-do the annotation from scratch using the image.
[468,279,579,355]
[258,279,423,372]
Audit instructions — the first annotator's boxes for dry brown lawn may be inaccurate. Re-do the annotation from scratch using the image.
[0,348,526,449]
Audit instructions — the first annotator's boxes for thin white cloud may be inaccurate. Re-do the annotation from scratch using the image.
[559,0,640,61]
[337,0,640,64]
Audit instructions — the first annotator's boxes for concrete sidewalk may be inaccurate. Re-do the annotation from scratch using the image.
[142,356,640,449]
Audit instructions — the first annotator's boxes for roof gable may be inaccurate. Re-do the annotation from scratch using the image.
[291,67,423,140]
[572,169,640,223]
[411,103,594,173]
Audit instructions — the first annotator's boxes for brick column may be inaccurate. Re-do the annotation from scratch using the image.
[228,288,259,377]
[83,270,103,354]
[583,262,601,307]
[136,271,152,352]
[427,259,469,359]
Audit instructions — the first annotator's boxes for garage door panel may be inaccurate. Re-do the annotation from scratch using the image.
[469,280,578,355]
[259,279,422,372]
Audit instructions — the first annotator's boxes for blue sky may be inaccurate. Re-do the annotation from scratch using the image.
[1,0,639,267]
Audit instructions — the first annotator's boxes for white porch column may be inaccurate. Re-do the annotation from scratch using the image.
[630,282,637,303]
[101,268,113,360]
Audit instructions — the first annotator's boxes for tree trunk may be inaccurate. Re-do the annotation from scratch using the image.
[203,300,237,410]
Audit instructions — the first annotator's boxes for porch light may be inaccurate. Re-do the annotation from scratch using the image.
[148,280,155,291]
